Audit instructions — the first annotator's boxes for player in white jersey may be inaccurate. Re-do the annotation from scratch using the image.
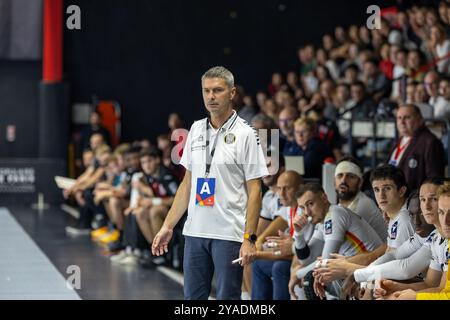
[293,182,383,299]
[258,155,285,233]
[336,192,435,292]
[380,181,450,300]
[334,157,387,241]
[368,179,449,299]
[308,165,415,298]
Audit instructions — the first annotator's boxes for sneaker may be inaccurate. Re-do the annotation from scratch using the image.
[91,214,107,230]
[152,256,167,266]
[110,250,129,263]
[139,251,156,269]
[107,240,125,253]
[66,226,91,236]
[99,230,120,245]
[91,226,109,240]
[119,255,138,266]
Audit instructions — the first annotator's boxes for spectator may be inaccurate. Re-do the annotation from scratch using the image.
[299,44,316,76]
[268,72,284,96]
[434,77,450,120]
[287,117,333,180]
[306,103,344,161]
[278,107,299,154]
[406,49,426,82]
[429,24,450,74]
[262,98,279,122]
[346,81,376,119]
[391,48,408,101]
[388,104,445,191]
[424,70,441,106]
[332,83,352,116]
[78,110,112,158]
[168,113,184,133]
[414,83,434,118]
[286,71,301,92]
[363,59,391,102]
[256,91,268,112]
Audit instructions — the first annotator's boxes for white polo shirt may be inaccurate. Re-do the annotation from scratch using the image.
[180,111,269,242]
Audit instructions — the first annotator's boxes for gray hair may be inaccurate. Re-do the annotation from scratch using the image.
[201,66,234,88]
[251,113,276,129]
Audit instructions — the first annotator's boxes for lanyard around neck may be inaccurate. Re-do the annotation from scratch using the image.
[204,111,237,177]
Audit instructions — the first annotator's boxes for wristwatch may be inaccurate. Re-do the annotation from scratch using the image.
[244,232,257,243]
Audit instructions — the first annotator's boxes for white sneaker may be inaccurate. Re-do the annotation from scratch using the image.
[119,255,138,266]
[65,226,91,236]
[110,250,129,263]
[241,292,251,300]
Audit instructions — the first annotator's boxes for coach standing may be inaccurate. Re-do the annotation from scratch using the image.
[152,66,268,299]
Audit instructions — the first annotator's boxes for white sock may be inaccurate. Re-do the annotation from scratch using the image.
[241,291,251,300]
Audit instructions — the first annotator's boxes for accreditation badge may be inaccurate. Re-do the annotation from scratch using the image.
[196,177,216,206]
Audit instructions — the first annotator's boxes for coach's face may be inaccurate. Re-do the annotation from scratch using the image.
[202,78,235,116]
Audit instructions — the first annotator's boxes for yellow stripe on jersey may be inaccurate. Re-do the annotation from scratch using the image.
[345,231,368,253]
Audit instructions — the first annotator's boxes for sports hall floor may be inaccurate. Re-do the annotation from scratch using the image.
[0,206,184,300]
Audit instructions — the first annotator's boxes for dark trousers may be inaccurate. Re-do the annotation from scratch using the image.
[183,236,242,300]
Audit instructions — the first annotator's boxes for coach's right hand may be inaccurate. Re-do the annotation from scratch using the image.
[152,226,173,256]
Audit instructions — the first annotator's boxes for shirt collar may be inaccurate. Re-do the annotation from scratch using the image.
[207,110,238,132]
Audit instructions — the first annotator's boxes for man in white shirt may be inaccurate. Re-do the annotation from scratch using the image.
[152,66,268,300]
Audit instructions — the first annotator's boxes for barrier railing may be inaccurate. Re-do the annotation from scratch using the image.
[337,117,450,171]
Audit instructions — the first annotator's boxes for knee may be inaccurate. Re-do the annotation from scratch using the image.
[149,205,167,219]
[252,260,263,276]
[135,209,145,220]
[272,261,290,278]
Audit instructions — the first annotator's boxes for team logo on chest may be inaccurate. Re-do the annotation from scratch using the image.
[224,133,236,144]
[390,221,398,240]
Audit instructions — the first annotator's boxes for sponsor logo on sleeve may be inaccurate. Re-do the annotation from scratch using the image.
[325,220,332,235]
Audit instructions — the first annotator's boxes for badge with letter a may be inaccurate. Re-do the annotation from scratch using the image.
[196,178,216,206]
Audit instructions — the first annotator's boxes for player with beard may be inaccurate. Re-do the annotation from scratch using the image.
[334,157,387,241]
